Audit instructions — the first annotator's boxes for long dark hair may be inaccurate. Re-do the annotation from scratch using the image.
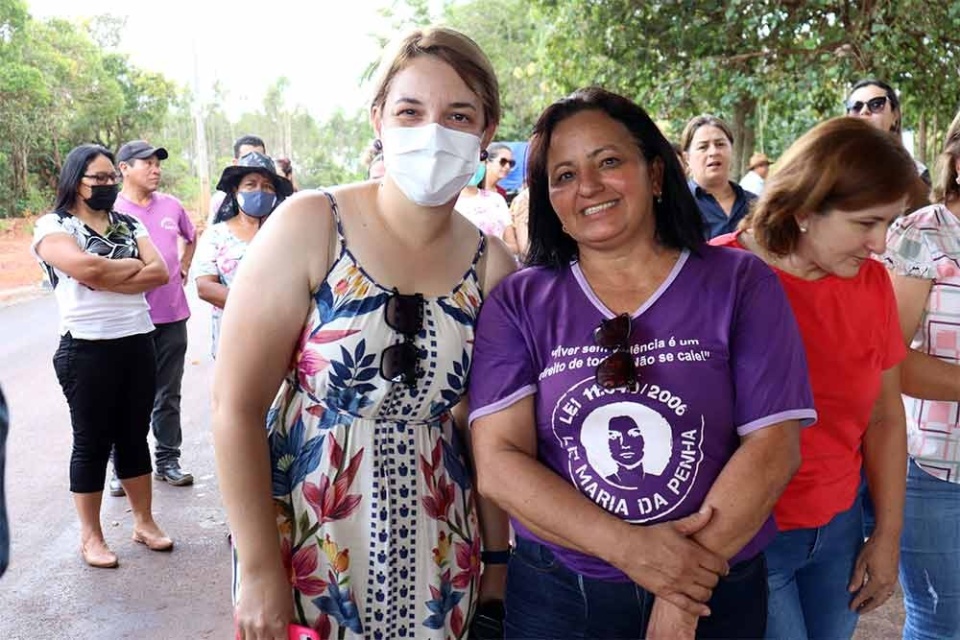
[525,87,704,269]
[53,144,115,213]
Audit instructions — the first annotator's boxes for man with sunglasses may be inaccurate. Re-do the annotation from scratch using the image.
[846,79,931,188]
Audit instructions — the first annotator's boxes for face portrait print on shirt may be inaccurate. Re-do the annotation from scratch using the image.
[552,378,704,522]
[586,411,665,489]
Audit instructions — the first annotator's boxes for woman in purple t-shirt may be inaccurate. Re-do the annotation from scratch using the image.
[469,88,817,639]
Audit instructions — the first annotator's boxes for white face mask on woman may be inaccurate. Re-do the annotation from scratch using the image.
[381,123,481,207]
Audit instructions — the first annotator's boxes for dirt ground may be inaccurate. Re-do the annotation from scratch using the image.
[0,216,42,293]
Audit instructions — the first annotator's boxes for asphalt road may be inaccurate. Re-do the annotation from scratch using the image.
[0,290,234,639]
[0,290,905,639]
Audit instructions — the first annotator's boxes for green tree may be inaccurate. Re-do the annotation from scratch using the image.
[0,5,182,216]
[442,0,547,140]
[0,0,49,214]
[296,109,373,187]
[530,1,960,173]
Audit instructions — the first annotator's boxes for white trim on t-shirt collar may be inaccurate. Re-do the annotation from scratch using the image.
[571,249,690,319]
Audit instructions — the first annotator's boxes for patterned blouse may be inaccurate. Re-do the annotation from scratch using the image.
[883,204,960,483]
[455,189,512,239]
[191,222,251,358]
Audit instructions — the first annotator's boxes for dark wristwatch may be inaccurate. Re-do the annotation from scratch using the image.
[480,549,511,565]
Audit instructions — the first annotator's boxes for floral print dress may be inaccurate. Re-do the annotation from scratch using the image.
[192,222,250,358]
[237,192,486,640]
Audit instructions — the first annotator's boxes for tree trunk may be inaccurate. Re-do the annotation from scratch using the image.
[931,112,939,161]
[731,96,757,180]
[917,111,927,165]
[741,119,757,181]
[11,142,28,206]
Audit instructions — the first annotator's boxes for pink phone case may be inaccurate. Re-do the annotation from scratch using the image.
[288,624,320,640]
[233,624,319,640]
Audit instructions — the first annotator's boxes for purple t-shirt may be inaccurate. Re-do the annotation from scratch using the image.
[469,245,816,579]
[116,192,196,324]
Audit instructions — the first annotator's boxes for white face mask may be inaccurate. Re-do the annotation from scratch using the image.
[381,123,481,207]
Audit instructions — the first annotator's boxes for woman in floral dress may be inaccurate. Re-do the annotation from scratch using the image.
[213,27,515,640]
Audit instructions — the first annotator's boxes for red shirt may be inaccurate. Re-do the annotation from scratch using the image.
[711,232,905,529]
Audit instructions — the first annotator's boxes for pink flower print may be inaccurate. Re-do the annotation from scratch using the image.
[421,473,456,522]
[420,440,456,522]
[937,261,960,279]
[220,257,239,278]
[291,327,360,390]
[452,536,480,589]
[281,538,328,596]
[313,614,332,640]
[302,442,364,524]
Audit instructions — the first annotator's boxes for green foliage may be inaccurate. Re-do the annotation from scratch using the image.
[527,0,960,174]
[0,7,176,216]
[385,0,959,176]
[442,0,548,140]
[183,78,373,199]
[5,0,958,218]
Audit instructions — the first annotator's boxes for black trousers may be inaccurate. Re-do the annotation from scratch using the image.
[53,332,155,493]
[150,320,188,468]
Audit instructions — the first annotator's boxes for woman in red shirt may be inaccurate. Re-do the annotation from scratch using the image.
[712,117,913,639]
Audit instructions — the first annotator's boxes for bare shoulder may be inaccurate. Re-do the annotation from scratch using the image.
[251,190,337,288]
[481,235,518,294]
[322,181,378,225]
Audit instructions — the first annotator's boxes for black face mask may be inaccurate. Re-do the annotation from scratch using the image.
[84,184,119,212]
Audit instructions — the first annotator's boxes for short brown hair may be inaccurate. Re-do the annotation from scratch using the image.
[933,109,960,205]
[679,114,734,152]
[746,117,916,256]
[369,27,500,129]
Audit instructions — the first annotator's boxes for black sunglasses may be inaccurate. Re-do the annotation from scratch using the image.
[492,157,517,169]
[846,95,888,115]
[594,313,638,390]
[380,290,424,386]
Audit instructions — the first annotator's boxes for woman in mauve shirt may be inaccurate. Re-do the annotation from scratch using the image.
[712,117,914,639]
[470,87,816,640]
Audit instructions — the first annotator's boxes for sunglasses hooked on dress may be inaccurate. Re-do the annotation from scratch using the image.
[380,289,425,386]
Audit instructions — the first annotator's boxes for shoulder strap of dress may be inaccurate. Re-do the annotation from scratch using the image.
[319,190,346,242]
[472,232,489,292]
[318,189,346,275]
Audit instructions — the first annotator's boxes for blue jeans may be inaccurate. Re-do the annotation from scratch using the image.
[765,494,864,639]
[504,536,767,639]
[900,458,960,640]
